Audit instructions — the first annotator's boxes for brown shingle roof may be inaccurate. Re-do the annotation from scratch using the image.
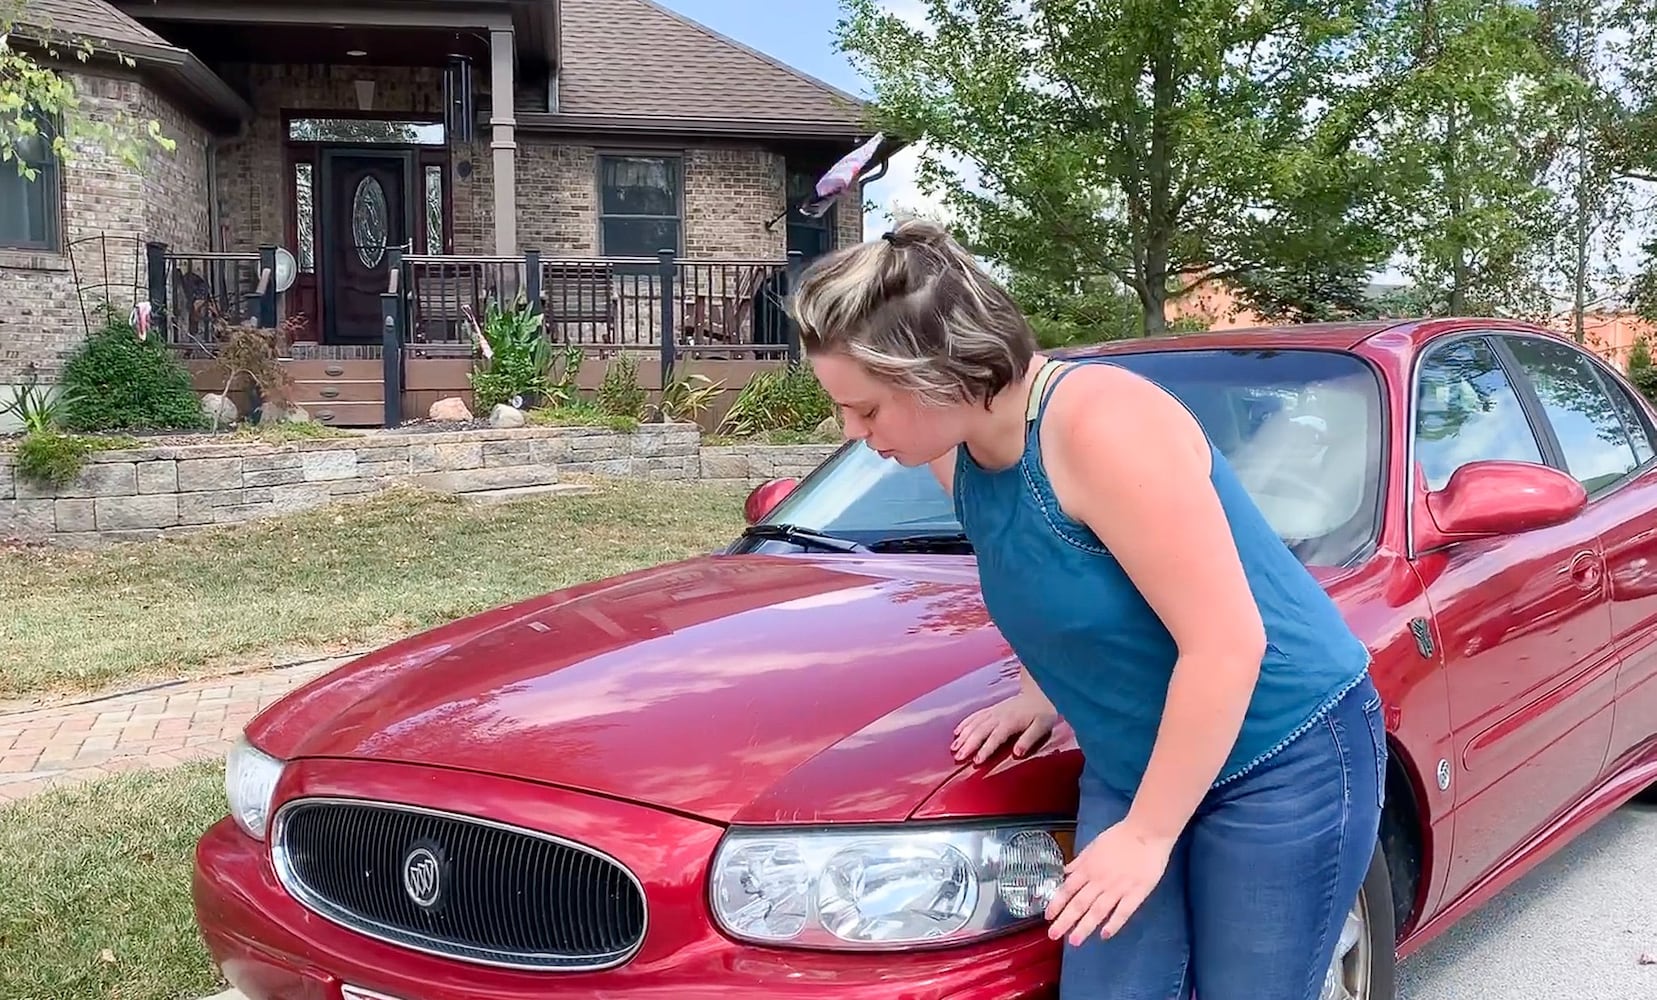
[15,0,176,52]
[555,0,868,129]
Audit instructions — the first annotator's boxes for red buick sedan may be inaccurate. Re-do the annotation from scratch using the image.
[194,317,1657,1000]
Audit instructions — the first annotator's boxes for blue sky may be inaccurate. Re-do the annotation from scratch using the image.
[653,0,931,233]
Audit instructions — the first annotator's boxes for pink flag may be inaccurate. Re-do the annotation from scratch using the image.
[798,132,885,218]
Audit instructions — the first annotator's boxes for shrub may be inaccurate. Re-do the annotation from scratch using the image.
[1631,365,1657,405]
[12,431,135,488]
[466,298,557,411]
[58,316,205,432]
[716,362,834,437]
[596,353,648,420]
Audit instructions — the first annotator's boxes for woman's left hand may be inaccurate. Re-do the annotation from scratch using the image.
[1044,819,1176,946]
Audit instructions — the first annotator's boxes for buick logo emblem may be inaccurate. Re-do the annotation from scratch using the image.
[402,846,443,909]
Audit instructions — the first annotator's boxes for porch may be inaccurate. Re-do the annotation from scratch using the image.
[151,243,809,428]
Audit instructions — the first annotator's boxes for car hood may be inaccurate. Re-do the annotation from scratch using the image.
[250,553,1029,824]
[251,554,1366,825]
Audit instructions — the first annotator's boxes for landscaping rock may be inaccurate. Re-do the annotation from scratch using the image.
[430,397,473,421]
[490,403,526,429]
[201,393,239,427]
[815,414,842,438]
[258,401,310,425]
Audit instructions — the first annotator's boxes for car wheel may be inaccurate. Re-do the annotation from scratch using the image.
[1320,840,1398,1000]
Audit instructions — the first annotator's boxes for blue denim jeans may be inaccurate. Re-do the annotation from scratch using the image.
[1059,674,1387,1000]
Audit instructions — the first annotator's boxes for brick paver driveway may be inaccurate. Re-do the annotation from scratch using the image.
[0,656,356,804]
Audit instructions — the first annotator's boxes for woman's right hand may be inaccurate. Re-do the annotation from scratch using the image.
[952,689,1059,764]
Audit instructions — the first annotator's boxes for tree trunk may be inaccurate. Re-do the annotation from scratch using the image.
[1445,100,1469,316]
[1570,0,1590,343]
[1142,40,1177,336]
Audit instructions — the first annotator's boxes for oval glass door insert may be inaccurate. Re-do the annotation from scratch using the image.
[352,175,389,268]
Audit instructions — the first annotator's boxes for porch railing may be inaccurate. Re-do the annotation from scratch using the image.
[146,242,279,356]
[384,247,809,426]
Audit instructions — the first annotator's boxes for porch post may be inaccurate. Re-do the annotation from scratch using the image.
[489,27,517,257]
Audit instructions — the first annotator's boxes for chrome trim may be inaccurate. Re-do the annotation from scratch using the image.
[270,795,649,972]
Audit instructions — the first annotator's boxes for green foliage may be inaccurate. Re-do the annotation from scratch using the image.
[596,353,648,420]
[11,430,134,488]
[657,367,727,423]
[0,3,177,177]
[717,363,835,437]
[1627,336,1657,403]
[1354,0,1594,317]
[58,315,205,432]
[467,298,556,411]
[0,374,65,433]
[1629,366,1657,404]
[527,400,639,432]
[1004,271,1144,348]
[836,0,1397,333]
[1629,335,1653,373]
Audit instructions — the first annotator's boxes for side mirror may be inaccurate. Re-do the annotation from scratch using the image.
[743,477,798,525]
[1418,460,1585,550]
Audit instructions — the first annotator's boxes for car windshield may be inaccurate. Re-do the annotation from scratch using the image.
[761,348,1386,566]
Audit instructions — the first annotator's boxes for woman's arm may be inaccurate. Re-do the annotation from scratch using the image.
[1045,365,1267,843]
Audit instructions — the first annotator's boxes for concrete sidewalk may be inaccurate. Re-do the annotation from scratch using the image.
[0,654,358,804]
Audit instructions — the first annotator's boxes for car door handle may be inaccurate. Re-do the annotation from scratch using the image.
[1562,550,1603,591]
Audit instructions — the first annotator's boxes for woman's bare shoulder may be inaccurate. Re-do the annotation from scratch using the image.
[1041,363,1209,498]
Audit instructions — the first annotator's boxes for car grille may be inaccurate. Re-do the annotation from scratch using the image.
[271,798,647,970]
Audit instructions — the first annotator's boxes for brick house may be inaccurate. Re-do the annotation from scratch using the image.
[0,0,890,427]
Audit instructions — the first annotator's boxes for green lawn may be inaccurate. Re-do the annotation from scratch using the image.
[0,478,748,701]
[0,760,229,1000]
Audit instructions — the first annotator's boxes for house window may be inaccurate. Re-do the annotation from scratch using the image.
[288,118,446,146]
[294,163,315,272]
[0,112,60,250]
[786,167,834,263]
[598,155,680,258]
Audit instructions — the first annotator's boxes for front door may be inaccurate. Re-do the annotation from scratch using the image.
[1408,332,1616,907]
[321,150,411,343]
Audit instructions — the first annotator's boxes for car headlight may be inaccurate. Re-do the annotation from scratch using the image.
[709,823,1071,949]
[225,736,285,840]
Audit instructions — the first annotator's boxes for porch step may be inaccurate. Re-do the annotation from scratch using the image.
[302,401,385,427]
[281,359,383,381]
[290,379,384,403]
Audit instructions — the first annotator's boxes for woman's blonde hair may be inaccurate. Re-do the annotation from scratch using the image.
[789,218,1037,408]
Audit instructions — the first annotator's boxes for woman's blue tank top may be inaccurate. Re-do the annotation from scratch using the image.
[953,359,1372,797]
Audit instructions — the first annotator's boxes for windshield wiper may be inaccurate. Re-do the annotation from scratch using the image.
[866,532,974,554]
[741,523,869,553]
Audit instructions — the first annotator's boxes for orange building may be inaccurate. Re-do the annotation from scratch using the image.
[1166,277,1653,374]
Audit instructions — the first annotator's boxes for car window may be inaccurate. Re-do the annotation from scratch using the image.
[1415,336,1545,491]
[1501,335,1641,493]
[1601,368,1656,467]
[762,349,1385,567]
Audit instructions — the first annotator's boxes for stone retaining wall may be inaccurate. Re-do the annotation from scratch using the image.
[700,443,839,487]
[0,426,841,545]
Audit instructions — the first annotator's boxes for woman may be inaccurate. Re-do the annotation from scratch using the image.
[788,219,1387,1000]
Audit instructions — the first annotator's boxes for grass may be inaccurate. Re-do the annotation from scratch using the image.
[0,477,748,701]
[704,427,842,447]
[525,401,640,432]
[227,421,356,444]
[0,760,229,1000]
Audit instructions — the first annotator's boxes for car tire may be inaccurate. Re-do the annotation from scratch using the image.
[1349,839,1399,1000]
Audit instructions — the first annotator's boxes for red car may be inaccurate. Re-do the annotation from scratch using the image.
[194,317,1657,1000]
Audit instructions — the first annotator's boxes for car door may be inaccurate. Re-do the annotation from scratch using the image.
[1500,334,1657,773]
[1407,332,1616,907]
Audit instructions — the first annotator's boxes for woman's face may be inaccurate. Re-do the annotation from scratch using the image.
[808,351,968,467]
